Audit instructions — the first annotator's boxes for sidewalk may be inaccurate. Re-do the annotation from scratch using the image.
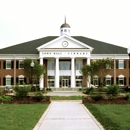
[33,101,104,130]
[45,91,85,96]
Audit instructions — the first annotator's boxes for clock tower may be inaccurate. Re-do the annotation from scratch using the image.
[60,16,71,36]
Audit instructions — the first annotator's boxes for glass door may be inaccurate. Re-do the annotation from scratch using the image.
[62,79,68,87]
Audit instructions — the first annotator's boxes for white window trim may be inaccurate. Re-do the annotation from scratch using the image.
[93,75,99,86]
[19,60,24,69]
[18,75,24,85]
[118,75,124,86]
[118,60,124,69]
[5,75,11,86]
[6,60,11,69]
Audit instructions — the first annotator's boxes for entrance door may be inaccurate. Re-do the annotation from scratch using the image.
[62,79,68,87]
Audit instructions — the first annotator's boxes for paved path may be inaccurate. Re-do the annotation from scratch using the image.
[45,91,85,96]
[33,101,104,130]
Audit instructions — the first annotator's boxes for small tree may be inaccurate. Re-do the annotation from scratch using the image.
[80,65,93,87]
[80,58,114,87]
[22,59,45,88]
[92,58,114,86]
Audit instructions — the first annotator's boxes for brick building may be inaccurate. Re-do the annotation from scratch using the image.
[0,19,129,89]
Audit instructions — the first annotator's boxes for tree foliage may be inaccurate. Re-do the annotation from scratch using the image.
[22,59,45,85]
[80,58,114,87]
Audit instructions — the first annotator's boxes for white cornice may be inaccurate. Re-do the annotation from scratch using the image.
[0,54,39,59]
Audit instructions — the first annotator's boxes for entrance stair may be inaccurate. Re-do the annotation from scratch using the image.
[51,88,80,92]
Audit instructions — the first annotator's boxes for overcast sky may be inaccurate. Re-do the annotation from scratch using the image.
[0,0,130,49]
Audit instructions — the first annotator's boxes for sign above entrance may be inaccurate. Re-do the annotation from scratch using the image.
[40,51,90,58]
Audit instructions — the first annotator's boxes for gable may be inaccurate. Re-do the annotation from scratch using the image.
[37,35,93,50]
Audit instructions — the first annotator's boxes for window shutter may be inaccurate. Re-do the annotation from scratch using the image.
[116,61,118,69]
[99,78,101,86]
[124,61,126,68]
[11,61,14,69]
[16,61,19,69]
[11,78,14,85]
[16,77,18,84]
[24,78,26,84]
[3,61,6,69]
[129,77,130,86]
[103,77,105,86]
[111,77,114,85]
[3,77,6,85]
[124,77,126,85]
[116,77,118,84]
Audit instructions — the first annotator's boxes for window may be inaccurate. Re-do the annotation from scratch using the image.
[59,61,70,70]
[19,60,24,69]
[6,60,11,69]
[119,78,124,86]
[118,75,125,86]
[64,29,67,32]
[93,76,99,86]
[6,77,11,85]
[18,75,24,85]
[118,60,124,69]
[48,62,55,70]
[105,75,111,86]
[48,76,55,87]
[76,76,82,87]
[76,60,82,70]
[5,75,11,86]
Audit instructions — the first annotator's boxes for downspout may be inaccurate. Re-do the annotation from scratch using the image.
[14,55,16,86]
[114,54,116,84]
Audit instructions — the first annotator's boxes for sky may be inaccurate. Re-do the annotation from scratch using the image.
[0,0,130,49]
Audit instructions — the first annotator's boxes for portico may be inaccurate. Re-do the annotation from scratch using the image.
[38,47,92,89]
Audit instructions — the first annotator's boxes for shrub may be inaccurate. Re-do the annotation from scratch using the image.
[2,96,12,102]
[107,84,119,96]
[125,93,130,101]
[0,96,3,101]
[34,92,44,101]
[15,84,31,99]
[0,91,2,96]
[85,87,94,94]
[91,95,103,101]
[0,96,12,102]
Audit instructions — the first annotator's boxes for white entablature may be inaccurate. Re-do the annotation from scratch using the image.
[37,35,93,58]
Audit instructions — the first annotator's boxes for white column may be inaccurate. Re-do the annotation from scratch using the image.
[39,58,44,90]
[55,57,59,88]
[87,58,90,88]
[71,57,75,88]
[87,58,90,65]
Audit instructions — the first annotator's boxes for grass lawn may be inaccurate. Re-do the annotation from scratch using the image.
[85,104,130,130]
[0,104,49,130]
[51,95,82,100]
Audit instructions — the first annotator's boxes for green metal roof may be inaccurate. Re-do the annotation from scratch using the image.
[0,36,127,54]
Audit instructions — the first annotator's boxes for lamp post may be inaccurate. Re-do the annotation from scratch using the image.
[127,46,130,87]
[30,60,34,86]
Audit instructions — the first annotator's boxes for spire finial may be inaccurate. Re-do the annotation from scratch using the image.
[65,16,66,24]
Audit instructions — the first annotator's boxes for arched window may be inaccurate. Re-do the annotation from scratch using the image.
[105,75,112,86]
[93,75,99,86]
[5,75,11,86]
[18,75,25,85]
[118,75,125,86]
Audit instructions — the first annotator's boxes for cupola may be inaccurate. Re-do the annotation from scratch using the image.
[60,16,71,36]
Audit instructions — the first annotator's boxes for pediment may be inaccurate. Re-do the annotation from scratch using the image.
[37,35,93,51]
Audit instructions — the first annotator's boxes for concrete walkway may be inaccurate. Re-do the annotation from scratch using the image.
[33,101,104,130]
[45,91,85,96]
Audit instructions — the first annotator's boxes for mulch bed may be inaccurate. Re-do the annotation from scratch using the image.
[1,96,51,104]
[82,96,130,104]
